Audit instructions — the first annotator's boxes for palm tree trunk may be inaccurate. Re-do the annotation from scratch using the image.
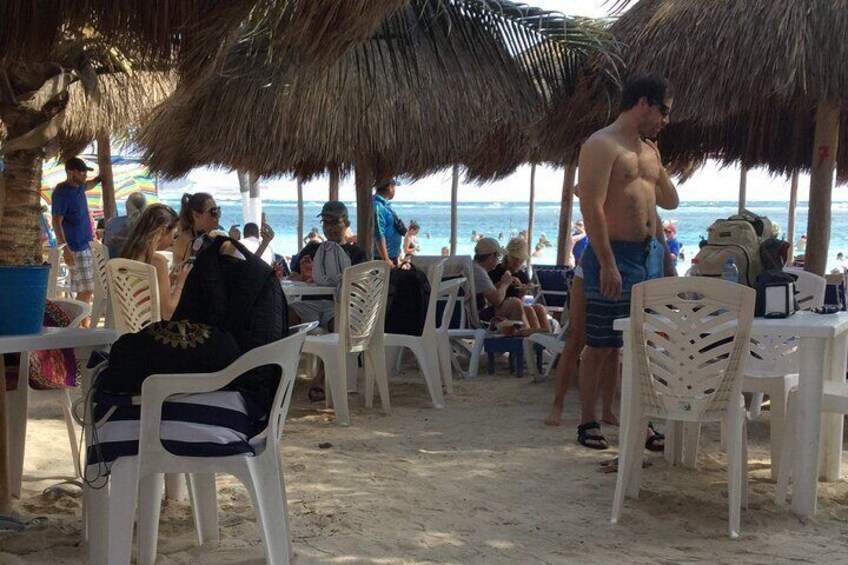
[0,148,44,265]
[97,134,116,219]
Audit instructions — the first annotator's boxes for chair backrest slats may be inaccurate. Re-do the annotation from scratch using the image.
[106,258,161,335]
[631,278,755,422]
[339,261,391,352]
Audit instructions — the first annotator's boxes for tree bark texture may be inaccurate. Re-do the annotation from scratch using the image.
[0,65,72,265]
[97,134,116,219]
[556,164,577,266]
[805,103,840,276]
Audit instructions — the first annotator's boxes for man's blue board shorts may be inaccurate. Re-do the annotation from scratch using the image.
[583,238,664,348]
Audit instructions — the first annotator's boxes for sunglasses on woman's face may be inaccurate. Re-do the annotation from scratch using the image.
[206,206,221,217]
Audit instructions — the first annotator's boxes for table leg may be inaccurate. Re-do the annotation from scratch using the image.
[516,349,524,378]
[487,351,495,376]
[818,333,847,481]
[0,355,9,511]
[792,336,827,518]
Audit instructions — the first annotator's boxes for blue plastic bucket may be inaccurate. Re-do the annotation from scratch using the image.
[0,265,50,336]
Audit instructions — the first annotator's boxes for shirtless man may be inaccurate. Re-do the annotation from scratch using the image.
[575,73,679,449]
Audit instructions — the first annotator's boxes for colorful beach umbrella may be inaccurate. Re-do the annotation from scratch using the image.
[41,154,158,216]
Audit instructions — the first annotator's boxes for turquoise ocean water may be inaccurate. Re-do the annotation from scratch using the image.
[159,198,848,274]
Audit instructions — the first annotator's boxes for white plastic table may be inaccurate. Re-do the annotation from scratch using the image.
[615,311,848,518]
[0,327,118,511]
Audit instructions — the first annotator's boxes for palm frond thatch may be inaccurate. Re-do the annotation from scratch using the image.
[542,0,848,178]
[140,0,612,182]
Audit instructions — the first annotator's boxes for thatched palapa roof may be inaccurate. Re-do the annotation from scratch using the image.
[542,0,848,179]
[139,0,616,182]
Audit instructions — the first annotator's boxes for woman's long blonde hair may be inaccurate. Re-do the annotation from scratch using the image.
[121,204,178,263]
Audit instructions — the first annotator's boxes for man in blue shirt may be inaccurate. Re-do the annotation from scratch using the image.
[373,178,404,266]
[51,157,101,313]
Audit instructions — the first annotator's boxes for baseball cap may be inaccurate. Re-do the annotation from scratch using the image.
[318,201,349,221]
[65,157,94,172]
[475,237,506,256]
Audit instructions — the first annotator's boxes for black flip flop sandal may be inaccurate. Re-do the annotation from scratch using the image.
[577,421,609,450]
[645,423,665,452]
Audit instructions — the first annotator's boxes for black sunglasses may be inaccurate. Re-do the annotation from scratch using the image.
[651,100,671,117]
[206,206,221,217]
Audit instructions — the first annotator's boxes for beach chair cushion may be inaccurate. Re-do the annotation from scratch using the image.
[86,382,265,478]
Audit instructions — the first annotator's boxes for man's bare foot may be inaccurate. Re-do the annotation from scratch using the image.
[544,405,562,426]
[602,412,619,426]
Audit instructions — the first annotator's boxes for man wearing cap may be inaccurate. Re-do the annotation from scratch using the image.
[373,178,405,266]
[104,191,148,259]
[473,237,526,323]
[51,157,102,317]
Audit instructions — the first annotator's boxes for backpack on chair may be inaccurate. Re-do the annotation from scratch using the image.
[312,241,352,287]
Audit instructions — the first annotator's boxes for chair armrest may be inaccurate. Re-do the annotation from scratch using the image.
[438,277,466,294]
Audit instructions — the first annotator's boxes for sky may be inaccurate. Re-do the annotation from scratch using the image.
[162,1,843,204]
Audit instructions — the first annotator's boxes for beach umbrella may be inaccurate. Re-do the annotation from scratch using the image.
[138,1,618,255]
[545,0,848,275]
[40,154,159,217]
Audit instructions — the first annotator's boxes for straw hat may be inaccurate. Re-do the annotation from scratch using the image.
[505,237,529,261]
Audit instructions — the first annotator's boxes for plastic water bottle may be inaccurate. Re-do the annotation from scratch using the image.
[722,257,739,284]
[687,258,700,277]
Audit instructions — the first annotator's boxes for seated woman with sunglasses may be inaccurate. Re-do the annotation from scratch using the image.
[122,204,192,320]
[173,192,221,267]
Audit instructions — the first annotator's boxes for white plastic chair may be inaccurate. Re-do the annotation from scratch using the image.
[611,278,755,539]
[384,260,449,408]
[89,240,111,328]
[434,274,464,394]
[775,380,848,504]
[90,324,313,565]
[6,297,90,497]
[301,261,391,426]
[742,269,825,478]
[47,244,71,299]
[523,322,568,381]
[106,258,161,335]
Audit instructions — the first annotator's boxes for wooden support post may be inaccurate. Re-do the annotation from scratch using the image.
[526,164,536,267]
[96,135,116,220]
[450,165,459,256]
[296,179,304,252]
[738,165,748,214]
[355,167,373,260]
[329,166,340,201]
[804,103,840,275]
[787,169,799,263]
[556,164,577,266]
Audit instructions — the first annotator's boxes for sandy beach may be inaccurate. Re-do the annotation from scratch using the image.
[3,358,848,564]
